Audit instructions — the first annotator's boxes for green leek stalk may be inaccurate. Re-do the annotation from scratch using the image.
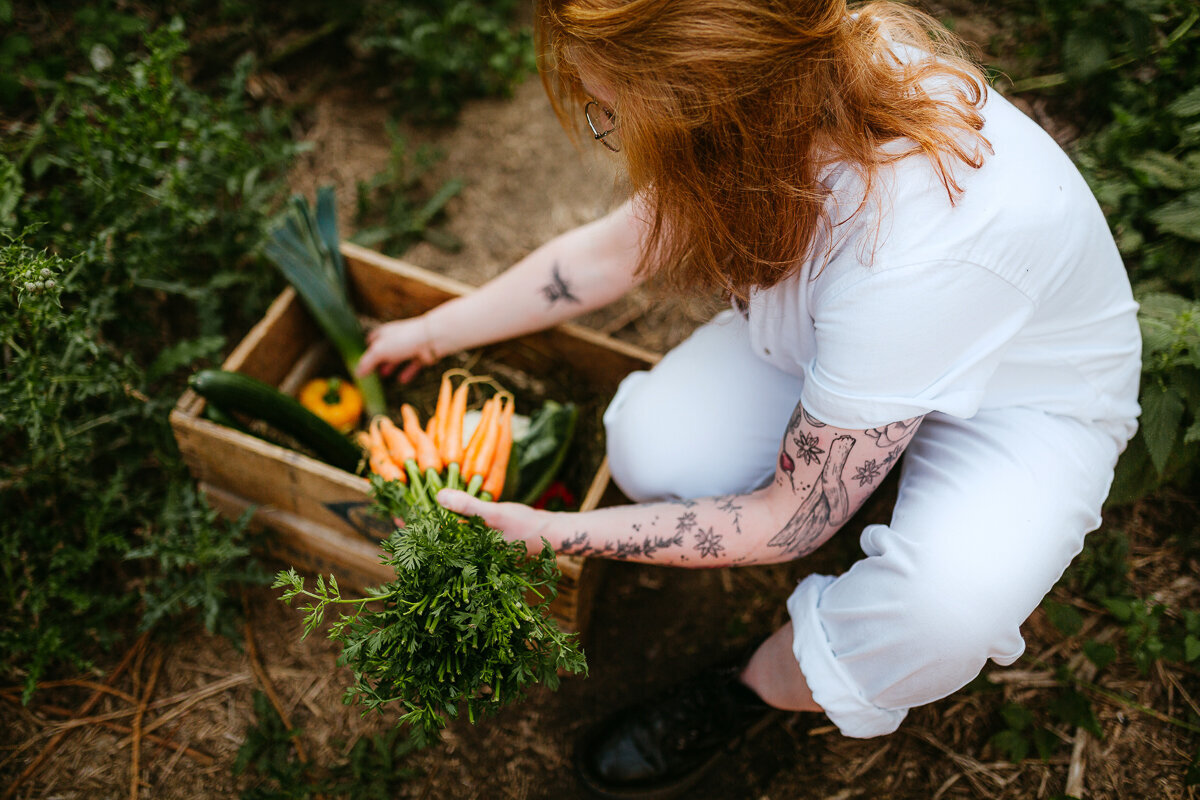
[263,187,387,417]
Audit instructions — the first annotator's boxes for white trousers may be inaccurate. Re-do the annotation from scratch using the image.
[603,311,1129,738]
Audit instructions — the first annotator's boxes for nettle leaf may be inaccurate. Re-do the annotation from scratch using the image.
[1084,640,1118,671]
[1044,600,1084,636]
[1103,596,1135,622]
[1149,192,1200,242]
[1062,28,1110,81]
[1168,86,1200,118]
[991,729,1030,763]
[1033,727,1061,762]
[1001,701,1035,731]
[1050,687,1103,737]
[1137,291,1193,322]
[1139,383,1185,475]
[1130,151,1200,191]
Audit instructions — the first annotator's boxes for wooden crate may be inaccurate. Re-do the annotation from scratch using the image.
[170,242,659,634]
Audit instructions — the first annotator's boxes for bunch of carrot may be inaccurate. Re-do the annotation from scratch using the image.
[358,369,515,510]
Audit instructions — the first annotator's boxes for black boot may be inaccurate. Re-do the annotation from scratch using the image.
[575,665,778,799]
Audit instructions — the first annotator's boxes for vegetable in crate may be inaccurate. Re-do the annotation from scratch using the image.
[274,479,588,740]
[281,370,588,736]
[190,369,361,473]
[506,400,579,506]
[262,187,387,417]
[299,377,364,433]
[356,369,576,508]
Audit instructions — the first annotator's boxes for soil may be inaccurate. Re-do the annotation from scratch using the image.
[4,50,1200,800]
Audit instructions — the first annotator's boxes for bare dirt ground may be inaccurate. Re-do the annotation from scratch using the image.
[4,58,1199,800]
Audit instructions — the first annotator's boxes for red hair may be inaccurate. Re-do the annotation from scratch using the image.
[536,0,991,297]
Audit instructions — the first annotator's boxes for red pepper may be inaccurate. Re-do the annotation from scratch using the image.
[532,481,576,511]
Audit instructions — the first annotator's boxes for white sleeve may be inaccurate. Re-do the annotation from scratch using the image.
[799,260,1036,428]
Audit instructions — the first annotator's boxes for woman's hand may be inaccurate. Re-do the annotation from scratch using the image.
[437,489,554,549]
[356,316,439,383]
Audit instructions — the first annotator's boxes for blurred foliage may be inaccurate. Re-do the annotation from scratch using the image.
[234,690,424,799]
[1,21,292,696]
[351,123,464,256]
[1107,291,1200,502]
[353,0,536,122]
[2,0,532,697]
[3,0,534,123]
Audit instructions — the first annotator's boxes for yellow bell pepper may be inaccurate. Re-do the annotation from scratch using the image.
[298,377,364,433]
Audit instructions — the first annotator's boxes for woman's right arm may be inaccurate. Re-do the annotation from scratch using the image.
[356,197,648,380]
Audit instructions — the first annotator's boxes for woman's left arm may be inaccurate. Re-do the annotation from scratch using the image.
[438,401,924,567]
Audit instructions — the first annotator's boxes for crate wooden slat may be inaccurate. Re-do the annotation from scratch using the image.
[170,242,660,634]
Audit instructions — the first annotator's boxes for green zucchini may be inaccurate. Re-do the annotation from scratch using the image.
[190,369,361,473]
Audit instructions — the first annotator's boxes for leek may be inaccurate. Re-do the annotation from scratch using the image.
[263,187,387,417]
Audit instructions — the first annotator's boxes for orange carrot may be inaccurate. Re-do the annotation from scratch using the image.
[401,403,444,472]
[366,419,405,482]
[374,416,433,504]
[443,380,470,465]
[467,395,506,486]
[461,396,497,481]
[378,416,417,465]
[481,398,515,499]
[432,372,453,452]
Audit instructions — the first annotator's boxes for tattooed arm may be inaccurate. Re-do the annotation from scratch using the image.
[439,402,924,567]
[356,198,647,379]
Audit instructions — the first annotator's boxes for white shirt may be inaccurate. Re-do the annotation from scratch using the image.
[744,84,1142,443]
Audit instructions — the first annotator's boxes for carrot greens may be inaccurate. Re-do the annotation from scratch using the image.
[273,477,587,740]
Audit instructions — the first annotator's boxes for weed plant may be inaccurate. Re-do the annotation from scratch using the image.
[353,0,536,122]
[352,124,465,256]
[1,22,294,696]
[234,690,423,800]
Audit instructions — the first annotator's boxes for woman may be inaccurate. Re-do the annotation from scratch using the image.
[357,0,1141,796]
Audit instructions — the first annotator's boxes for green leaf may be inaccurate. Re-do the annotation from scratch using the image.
[1168,86,1200,118]
[1149,193,1200,243]
[1184,634,1200,662]
[1083,640,1117,670]
[1050,687,1102,737]
[1044,600,1084,636]
[511,401,579,505]
[1130,151,1200,191]
[1107,433,1157,506]
[1103,597,1135,622]
[1139,384,1185,475]
[1001,701,1034,731]
[148,335,225,381]
[1033,727,1061,762]
[991,729,1029,762]
[0,154,22,229]
[1062,28,1110,80]
[1137,292,1194,321]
